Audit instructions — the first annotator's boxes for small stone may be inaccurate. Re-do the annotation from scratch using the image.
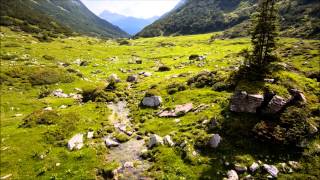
[59,105,67,109]
[163,135,175,147]
[87,131,94,139]
[56,163,61,167]
[14,114,23,117]
[263,164,279,178]
[249,162,259,172]
[234,163,247,173]
[108,74,121,83]
[209,134,221,148]
[105,138,120,147]
[67,134,84,150]
[124,161,134,168]
[148,134,163,148]
[44,107,53,111]
[127,74,138,82]
[174,119,181,123]
[226,170,238,180]
[288,161,301,170]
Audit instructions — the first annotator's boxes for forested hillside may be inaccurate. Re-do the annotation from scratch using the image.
[137,0,320,39]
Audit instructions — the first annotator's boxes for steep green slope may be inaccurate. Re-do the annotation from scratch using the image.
[0,0,129,38]
[137,0,320,39]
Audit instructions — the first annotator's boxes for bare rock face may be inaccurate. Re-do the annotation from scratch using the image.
[263,95,290,114]
[209,134,221,148]
[141,96,162,107]
[68,134,84,150]
[230,91,264,113]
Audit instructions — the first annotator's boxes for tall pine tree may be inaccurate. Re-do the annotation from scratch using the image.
[240,0,279,80]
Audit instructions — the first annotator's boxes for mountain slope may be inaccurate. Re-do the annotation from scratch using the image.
[137,0,320,39]
[100,10,158,35]
[0,0,129,38]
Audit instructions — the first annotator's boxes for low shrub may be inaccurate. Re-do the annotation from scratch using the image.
[82,87,117,102]
[29,68,74,85]
[187,71,216,88]
[114,133,130,143]
[167,83,188,94]
[20,110,59,128]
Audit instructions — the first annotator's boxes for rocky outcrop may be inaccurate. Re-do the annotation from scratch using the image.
[263,95,290,114]
[68,134,84,150]
[141,96,162,107]
[230,91,264,113]
[209,134,221,148]
[158,103,193,117]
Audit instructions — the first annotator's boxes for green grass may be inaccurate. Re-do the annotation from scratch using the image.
[1,26,319,179]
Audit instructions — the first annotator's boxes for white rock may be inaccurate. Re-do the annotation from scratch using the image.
[67,134,84,150]
[209,134,221,148]
[263,164,279,178]
[148,134,163,148]
[0,174,12,180]
[174,119,181,123]
[105,138,120,147]
[227,170,239,180]
[87,131,94,139]
[15,114,23,117]
[143,72,152,77]
[249,162,260,172]
[59,105,67,109]
[44,107,53,111]
[163,135,175,147]
[124,161,134,168]
[56,163,61,167]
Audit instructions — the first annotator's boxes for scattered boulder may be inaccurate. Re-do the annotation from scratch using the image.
[105,138,120,147]
[148,134,163,148]
[289,89,307,103]
[158,103,193,117]
[288,161,301,170]
[80,61,89,66]
[52,89,69,98]
[139,71,152,77]
[230,91,264,113]
[68,134,84,150]
[108,74,121,83]
[163,135,175,147]
[141,96,162,108]
[209,134,221,148]
[234,164,247,173]
[249,162,260,172]
[263,164,279,178]
[189,54,206,61]
[127,75,138,82]
[263,95,290,114]
[226,170,239,180]
[87,131,94,139]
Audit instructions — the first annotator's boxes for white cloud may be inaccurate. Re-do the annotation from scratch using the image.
[81,0,180,19]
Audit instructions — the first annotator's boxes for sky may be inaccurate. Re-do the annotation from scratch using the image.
[80,0,180,19]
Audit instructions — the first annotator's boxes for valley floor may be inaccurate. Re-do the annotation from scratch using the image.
[0,26,319,179]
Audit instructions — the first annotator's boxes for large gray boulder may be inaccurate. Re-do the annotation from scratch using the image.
[142,96,162,107]
[263,95,290,114]
[230,91,264,113]
[209,134,221,148]
[68,134,84,150]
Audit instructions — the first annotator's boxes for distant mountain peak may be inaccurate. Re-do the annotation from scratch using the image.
[99,10,159,35]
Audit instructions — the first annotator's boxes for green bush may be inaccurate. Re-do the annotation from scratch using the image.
[29,68,74,85]
[167,83,187,95]
[158,65,171,72]
[82,87,117,102]
[187,71,216,88]
[20,110,59,128]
